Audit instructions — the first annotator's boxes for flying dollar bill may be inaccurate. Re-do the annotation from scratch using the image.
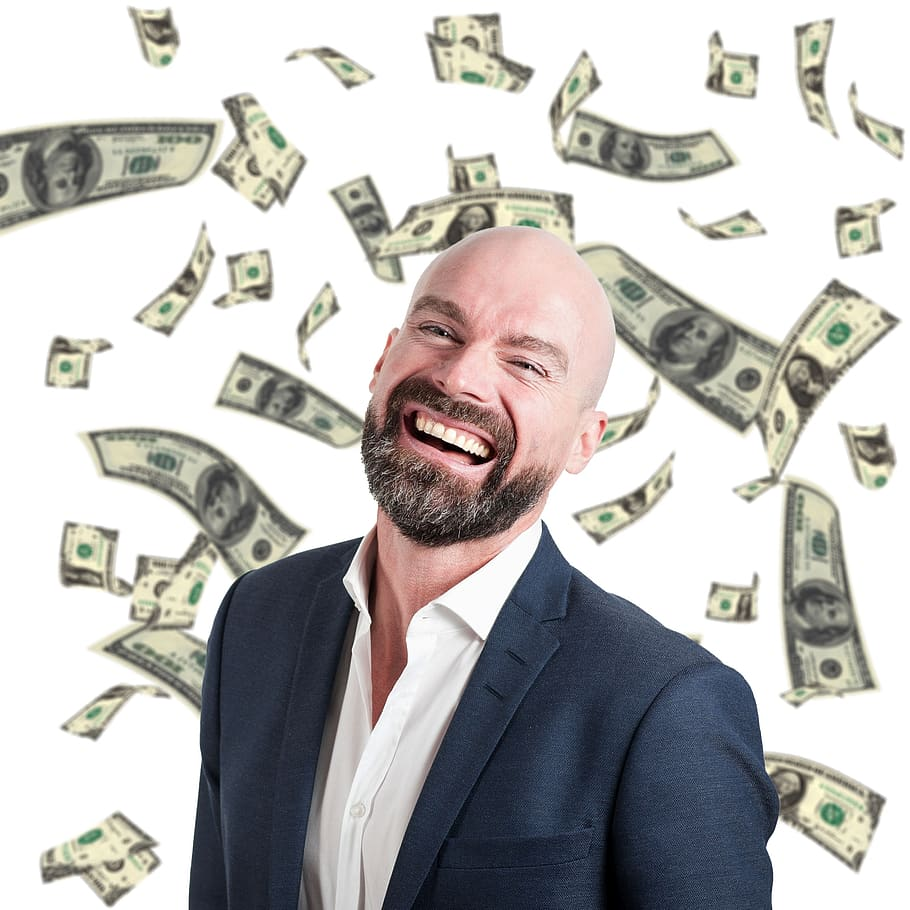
[573,453,674,544]
[835,198,895,256]
[82,847,161,907]
[128,7,179,67]
[447,145,500,192]
[213,249,273,308]
[765,752,885,870]
[217,353,363,448]
[732,474,778,503]
[298,282,339,370]
[795,19,837,137]
[705,31,758,97]
[0,119,219,234]
[755,279,898,478]
[706,572,759,621]
[81,428,306,575]
[839,422,895,489]
[131,554,178,621]
[595,376,660,453]
[550,50,602,158]
[578,243,779,432]
[286,46,374,88]
[781,478,877,699]
[377,187,574,259]
[60,522,132,595]
[222,93,305,205]
[134,221,214,335]
[148,532,218,629]
[212,135,277,211]
[848,82,904,158]
[331,174,403,282]
[90,622,206,710]
[45,337,112,388]
[678,207,766,239]
[61,684,169,741]
[433,13,502,53]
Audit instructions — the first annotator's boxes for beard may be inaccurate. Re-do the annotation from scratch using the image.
[361,376,555,547]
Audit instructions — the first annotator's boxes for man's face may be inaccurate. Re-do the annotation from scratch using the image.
[667,314,724,362]
[803,592,849,629]
[202,478,241,539]
[45,148,84,206]
[612,132,640,168]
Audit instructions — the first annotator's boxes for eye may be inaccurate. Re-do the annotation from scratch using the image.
[420,323,456,340]
[511,359,546,377]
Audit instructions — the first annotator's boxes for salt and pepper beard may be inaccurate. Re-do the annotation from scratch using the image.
[361,377,555,547]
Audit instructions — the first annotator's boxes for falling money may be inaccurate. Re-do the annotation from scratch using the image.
[835,198,895,257]
[61,684,169,741]
[705,31,758,97]
[60,522,132,595]
[213,249,273,308]
[848,83,904,158]
[595,377,660,453]
[131,555,177,621]
[795,19,837,137]
[286,46,374,88]
[706,572,759,621]
[146,532,218,629]
[212,135,278,211]
[298,282,340,370]
[550,50,602,158]
[45,337,112,388]
[82,846,161,906]
[765,752,885,871]
[678,207,766,240]
[128,7,179,67]
[839,423,895,489]
[447,145,500,192]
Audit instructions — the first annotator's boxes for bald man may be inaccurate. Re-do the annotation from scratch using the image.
[191,227,778,909]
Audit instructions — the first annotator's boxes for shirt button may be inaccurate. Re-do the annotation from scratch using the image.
[349,801,366,818]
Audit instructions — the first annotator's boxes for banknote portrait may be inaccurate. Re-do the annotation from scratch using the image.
[140,11,178,47]
[195,463,257,544]
[23,129,102,210]
[444,202,495,245]
[788,580,853,647]
[255,377,306,420]
[598,128,650,175]
[173,266,200,296]
[620,489,648,515]
[649,309,734,384]
[854,432,892,465]
[784,354,826,409]
[350,201,389,238]
[770,767,806,813]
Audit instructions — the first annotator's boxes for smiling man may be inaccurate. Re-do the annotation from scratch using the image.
[190,227,778,909]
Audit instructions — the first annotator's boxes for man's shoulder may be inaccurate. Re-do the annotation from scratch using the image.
[236,536,361,595]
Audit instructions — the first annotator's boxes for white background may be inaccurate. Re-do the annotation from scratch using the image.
[3,0,906,906]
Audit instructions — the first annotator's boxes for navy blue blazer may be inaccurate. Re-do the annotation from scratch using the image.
[191,525,778,909]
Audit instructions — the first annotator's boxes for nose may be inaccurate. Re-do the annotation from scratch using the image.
[431,345,495,403]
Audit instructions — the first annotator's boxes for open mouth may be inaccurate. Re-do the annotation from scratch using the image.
[407,410,496,466]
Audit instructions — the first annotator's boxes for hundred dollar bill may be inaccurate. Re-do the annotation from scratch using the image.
[795,19,837,137]
[433,14,502,54]
[90,622,206,710]
[60,522,132,595]
[595,376,660,453]
[447,145,500,192]
[298,282,339,370]
[705,31,758,97]
[426,33,533,92]
[82,847,160,907]
[755,279,898,478]
[81,428,306,575]
[765,752,885,870]
[578,243,779,432]
[213,249,273,308]
[134,221,214,335]
[550,50,601,158]
[40,812,157,882]
[61,684,169,741]
[781,477,877,698]
[780,685,843,707]
[678,207,766,239]
[565,109,736,180]
[377,187,574,259]
[848,82,904,158]
[573,453,674,544]
[331,175,403,282]
[128,7,179,67]
[0,118,220,234]
[286,46,374,88]
[131,555,178,621]
[45,336,112,388]
[732,473,777,503]
[149,532,218,629]
[835,198,895,257]
[707,572,759,621]
[217,353,363,448]
[222,93,305,205]
[212,135,277,211]
[839,422,895,489]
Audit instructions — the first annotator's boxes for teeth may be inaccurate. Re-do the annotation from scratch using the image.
[413,411,491,459]
[431,421,445,438]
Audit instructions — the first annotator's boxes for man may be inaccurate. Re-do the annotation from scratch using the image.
[191,227,778,909]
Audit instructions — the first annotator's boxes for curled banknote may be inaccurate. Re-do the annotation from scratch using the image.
[286,46,374,88]
[212,135,277,211]
[781,478,877,699]
[131,554,178,621]
[549,50,601,158]
[839,423,895,489]
[134,221,214,335]
[217,353,363,448]
[573,453,674,544]
[706,572,758,621]
[433,13,502,53]
[61,684,169,741]
[755,279,898,478]
[447,145,500,192]
[81,428,306,575]
[331,174,403,282]
[732,474,778,503]
[835,198,895,257]
[0,119,219,234]
[765,752,885,871]
[82,847,160,906]
[795,19,837,137]
[147,532,218,629]
[705,31,758,97]
[213,249,273,308]
[595,376,660,453]
[45,337,112,388]
[298,282,339,370]
[848,83,904,158]
[128,7,179,67]
[578,243,779,432]
[377,187,574,259]
[60,522,132,595]
[678,207,766,239]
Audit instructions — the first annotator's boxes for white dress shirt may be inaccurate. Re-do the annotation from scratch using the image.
[299,520,542,910]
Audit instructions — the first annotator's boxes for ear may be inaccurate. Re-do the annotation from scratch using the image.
[369,329,398,392]
[565,409,608,475]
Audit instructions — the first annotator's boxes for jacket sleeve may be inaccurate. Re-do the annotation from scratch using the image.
[610,661,779,909]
